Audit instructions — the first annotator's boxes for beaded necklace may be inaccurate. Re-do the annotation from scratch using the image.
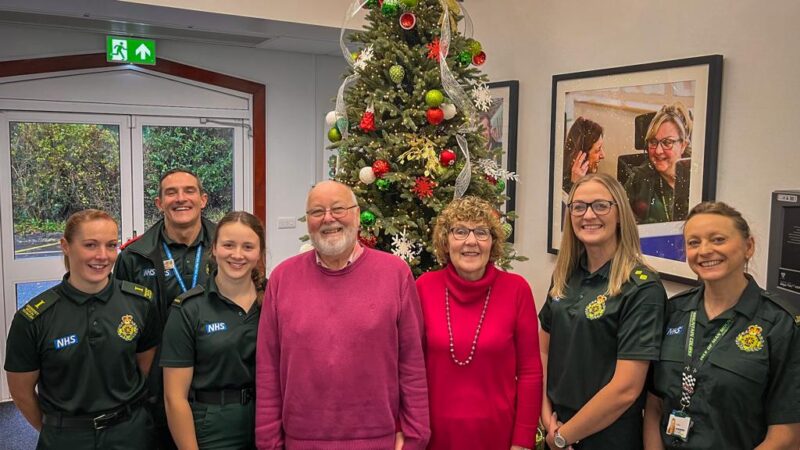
[445,286,491,366]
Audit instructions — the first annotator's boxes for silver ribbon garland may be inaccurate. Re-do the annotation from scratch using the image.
[335,0,371,140]
[438,0,476,199]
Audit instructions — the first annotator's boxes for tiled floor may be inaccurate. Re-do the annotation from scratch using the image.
[0,401,38,450]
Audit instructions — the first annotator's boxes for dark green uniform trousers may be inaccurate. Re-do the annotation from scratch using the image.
[37,405,154,450]
[191,401,255,450]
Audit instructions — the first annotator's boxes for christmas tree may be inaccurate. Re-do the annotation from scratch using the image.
[323,0,526,277]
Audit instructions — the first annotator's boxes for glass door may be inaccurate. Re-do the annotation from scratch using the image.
[0,111,132,399]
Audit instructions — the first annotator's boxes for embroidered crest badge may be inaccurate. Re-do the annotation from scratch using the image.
[735,324,764,352]
[585,294,607,320]
[117,314,139,341]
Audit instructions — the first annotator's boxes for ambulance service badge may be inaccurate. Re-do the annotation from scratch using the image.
[735,324,764,352]
[117,314,139,341]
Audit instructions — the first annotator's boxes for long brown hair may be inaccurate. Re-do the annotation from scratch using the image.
[550,173,650,298]
[62,209,118,271]
[563,117,604,188]
[211,211,267,298]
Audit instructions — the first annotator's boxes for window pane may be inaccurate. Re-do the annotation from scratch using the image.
[9,122,121,259]
[16,280,60,310]
[142,126,234,228]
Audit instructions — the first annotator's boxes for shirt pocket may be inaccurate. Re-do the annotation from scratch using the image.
[708,352,768,384]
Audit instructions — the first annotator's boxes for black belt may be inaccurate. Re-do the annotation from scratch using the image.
[42,393,148,430]
[191,387,254,405]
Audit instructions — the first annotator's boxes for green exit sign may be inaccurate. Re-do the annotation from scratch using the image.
[106,36,156,65]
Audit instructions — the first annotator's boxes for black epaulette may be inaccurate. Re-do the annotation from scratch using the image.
[172,285,205,307]
[630,267,659,286]
[762,290,800,327]
[121,281,154,301]
[20,289,60,322]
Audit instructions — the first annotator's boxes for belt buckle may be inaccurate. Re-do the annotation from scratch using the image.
[92,411,118,430]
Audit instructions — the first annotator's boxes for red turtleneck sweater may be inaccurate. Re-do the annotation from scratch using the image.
[416,263,542,450]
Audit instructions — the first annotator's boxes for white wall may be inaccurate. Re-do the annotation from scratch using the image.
[465,0,800,305]
[0,22,346,272]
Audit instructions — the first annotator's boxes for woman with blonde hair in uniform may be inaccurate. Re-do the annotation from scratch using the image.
[540,173,667,449]
[5,209,159,449]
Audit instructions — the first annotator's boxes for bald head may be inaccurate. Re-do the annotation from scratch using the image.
[306,180,358,211]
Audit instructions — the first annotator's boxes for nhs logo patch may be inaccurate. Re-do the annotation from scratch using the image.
[54,334,79,350]
[205,322,227,334]
[666,326,684,336]
[141,268,157,277]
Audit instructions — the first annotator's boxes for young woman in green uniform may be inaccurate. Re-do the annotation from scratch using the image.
[644,202,800,449]
[161,211,266,450]
[539,173,667,449]
[4,209,160,450]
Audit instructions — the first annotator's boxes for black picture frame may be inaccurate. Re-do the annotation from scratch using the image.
[487,80,519,242]
[547,55,723,283]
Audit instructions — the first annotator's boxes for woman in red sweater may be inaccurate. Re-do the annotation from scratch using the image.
[416,196,542,450]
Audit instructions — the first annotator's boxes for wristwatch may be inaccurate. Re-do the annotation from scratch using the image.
[553,429,568,449]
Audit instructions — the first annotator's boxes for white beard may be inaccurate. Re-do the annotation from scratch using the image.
[310,223,358,257]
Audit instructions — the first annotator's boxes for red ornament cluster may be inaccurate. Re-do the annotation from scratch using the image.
[358,233,378,248]
[439,149,456,166]
[426,108,444,125]
[359,110,376,132]
[372,159,391,178]
[412,176,436,199]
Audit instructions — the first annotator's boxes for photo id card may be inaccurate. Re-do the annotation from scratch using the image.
[163,259,175,270]
[666,410,691,441]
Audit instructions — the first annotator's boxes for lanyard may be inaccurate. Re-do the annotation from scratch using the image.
[162,242,202,293]
[679,310,734,410]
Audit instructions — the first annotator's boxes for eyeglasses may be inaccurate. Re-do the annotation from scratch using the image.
[450,227,492,241]
[646,137,683,151]
[567,200,617,216]
[306,205,357,219]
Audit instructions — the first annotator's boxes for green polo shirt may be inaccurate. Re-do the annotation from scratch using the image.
[651,278,800,449]
[159,275,260,391]
[4,276,159,415]
[539,257,666,414]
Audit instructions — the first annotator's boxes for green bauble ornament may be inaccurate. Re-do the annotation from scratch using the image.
[457,51,473,65]
[467,39,483,56]
[376,178,391,191]
[400,0,418,7]
[496,179,506,192]
[328,127,342,142]
[382,0,400,16]
[360,210,376,226]
[502,222,513,238]
[389,64,405,84]
[425,89,444,107]
[365,0,378,8]
[351,51,360,61]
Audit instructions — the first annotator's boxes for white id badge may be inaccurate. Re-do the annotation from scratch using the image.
[163,259,175,270]
[666,410,691,441]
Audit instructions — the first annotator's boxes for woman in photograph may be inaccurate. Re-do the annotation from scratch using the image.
[161,211,266,450]
[540,173,667,449]
[643,202,800,449]
[5,209,159,449]
[624,102,692,224]
[562,117,605,194]
[417,196,542,450]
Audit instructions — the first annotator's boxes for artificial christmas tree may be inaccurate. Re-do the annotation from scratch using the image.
[323,0,526,276]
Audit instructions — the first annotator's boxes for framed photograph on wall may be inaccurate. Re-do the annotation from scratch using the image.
[547,55,723,283]
[486,80,519,241]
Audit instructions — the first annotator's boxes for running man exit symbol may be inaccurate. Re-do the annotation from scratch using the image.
[106,36,156,65]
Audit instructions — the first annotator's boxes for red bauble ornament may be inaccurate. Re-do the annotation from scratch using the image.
[359,233,378,248]
[372,159,391,178]
[412,176,436,199]
[439,149,457,166]
[359,109,376,133]
[484,174,498,185]
[426,107,444,125]
[472,51,486,66]
[399,12,416,30]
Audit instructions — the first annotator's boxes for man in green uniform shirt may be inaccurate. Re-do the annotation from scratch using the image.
[5,277,160,449]
[114,168,216,449]
[648,279,800,449]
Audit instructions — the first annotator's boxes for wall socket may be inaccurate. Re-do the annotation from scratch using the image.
[277,217,297,229]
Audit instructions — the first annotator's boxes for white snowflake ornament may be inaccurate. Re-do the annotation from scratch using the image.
[353,45,375,71]
[391,230,422,262]
[475,158,520,182]
[472,83,493,112]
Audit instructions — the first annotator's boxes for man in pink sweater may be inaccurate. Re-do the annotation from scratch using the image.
[256,181,430,450]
